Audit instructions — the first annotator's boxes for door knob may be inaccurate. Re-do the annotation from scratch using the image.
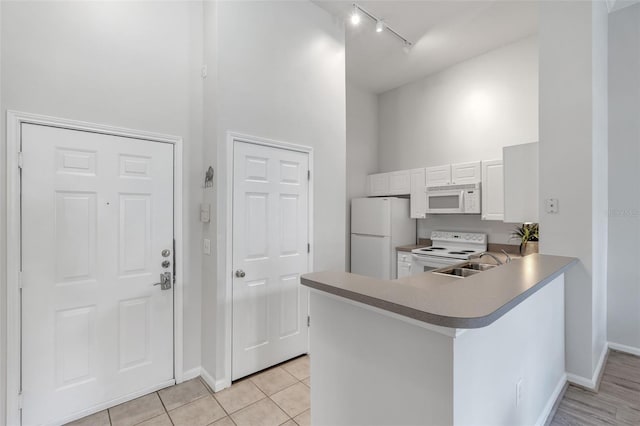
[153,272,173,290]
[235,270,246,278]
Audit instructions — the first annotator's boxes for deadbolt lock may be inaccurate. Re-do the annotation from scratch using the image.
[235,270,246,278]
[162,260,171,268]
[161,249,171,258]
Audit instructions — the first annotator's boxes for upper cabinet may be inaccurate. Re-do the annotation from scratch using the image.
[451,161,481,185]
[409,168,427,219]
[426,162,481,187]
[367,170,411,196]
[425,165,451,187]
[481,160,504,221]
[367,173,390,196]
[503,142,539,223]
[388,170,411,195]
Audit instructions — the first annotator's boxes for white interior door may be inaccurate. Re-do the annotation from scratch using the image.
[21,124,175,425]
[232,140,310,380]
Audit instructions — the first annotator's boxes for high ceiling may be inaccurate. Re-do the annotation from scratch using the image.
[313,1,539,94]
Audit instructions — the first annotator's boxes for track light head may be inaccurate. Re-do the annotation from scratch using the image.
[376,20,385,33]
[350,6,361,25]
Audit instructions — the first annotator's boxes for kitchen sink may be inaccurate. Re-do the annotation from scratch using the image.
[433,262,498,278]
[460,262,497,271]
[434,267,481,278]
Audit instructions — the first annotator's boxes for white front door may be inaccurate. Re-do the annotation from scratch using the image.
[232,140,310,380]
[21,124,175,425]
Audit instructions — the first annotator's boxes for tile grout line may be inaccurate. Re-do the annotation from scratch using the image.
[268,378,308,421]
[155,390,175,426]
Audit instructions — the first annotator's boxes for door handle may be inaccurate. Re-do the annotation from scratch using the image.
[235,270,246,278]
[153,272,173,290]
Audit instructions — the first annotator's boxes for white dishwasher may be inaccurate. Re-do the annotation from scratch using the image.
[396,251,413,278]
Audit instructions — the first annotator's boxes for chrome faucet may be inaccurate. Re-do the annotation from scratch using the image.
[471,252,504,265]
[501,250,512,264]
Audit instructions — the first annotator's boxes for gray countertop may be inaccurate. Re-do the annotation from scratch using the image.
[301,254,577,329]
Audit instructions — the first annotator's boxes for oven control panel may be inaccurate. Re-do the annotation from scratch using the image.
[430,231,487,244]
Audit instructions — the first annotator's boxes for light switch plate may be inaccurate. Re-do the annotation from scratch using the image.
[545,198,559,214]
[200,203,211,223]
[203,238,211,255]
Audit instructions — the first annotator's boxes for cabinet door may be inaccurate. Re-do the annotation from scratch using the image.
[409,168,427,219]
[481,160,504,221]
[367,173,390,196]
[388,170,411,195]
[397,251,412,264]
[397,262,412,279]
[425,165,451,187]
[451,161,481,185]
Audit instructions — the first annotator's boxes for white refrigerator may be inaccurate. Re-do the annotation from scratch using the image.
[351,197,416,279]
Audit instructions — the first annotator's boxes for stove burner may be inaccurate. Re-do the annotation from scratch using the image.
[429,247,446,250]
[448,251,468,255]
[461,250,476,253]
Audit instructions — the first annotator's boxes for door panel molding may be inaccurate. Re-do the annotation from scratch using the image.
[220,132,314,390]
[6,111,184,426]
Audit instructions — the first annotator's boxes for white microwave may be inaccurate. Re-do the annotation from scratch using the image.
[425,183,481,214]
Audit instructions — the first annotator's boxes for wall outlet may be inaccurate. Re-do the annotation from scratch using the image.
[203,238,211,255]
[545,198,559,214]
[516,378,523,407]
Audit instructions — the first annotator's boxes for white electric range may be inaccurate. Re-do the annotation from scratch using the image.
[410,231,488,275]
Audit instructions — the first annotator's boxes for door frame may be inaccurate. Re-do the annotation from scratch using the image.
[6,111,185,425]
[222,132,313,388]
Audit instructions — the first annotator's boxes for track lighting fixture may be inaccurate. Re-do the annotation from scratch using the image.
[349,3,412,51]
[350,5,361,26]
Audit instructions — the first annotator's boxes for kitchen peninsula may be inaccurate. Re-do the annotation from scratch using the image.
[301,254,576,426]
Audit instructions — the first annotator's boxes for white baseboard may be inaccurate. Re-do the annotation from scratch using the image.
[200,367,231,393]
[566,342,609,390]
[182,367,202,382]
[608,341,640,357]
[535,373,567,426]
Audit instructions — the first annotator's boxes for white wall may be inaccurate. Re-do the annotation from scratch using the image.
[346,82,378,270]
[201,0,346,386]
[377,36,538,243]
[201,0,219,388]
[378,36,538,172]
[608,3,640,352]
[418,216,515,245]
[0,1,4,422]
[0,1,205,405]
[538,0,608,383]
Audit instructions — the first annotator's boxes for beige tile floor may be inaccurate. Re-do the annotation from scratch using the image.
[66,355,310,426]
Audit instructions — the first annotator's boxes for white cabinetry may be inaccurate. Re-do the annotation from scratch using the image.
[388,170,411,195]
[367,173,390,196]
[397,251,412,278]
[451,161,481,185]
[504,142,539,223]
[367,171,411,196]
[426,162,481,187]
[425,165,451,187]
[409,168,427,219]
[481,160,504,221]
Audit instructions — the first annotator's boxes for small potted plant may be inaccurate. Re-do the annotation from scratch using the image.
[511,223,539,256]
